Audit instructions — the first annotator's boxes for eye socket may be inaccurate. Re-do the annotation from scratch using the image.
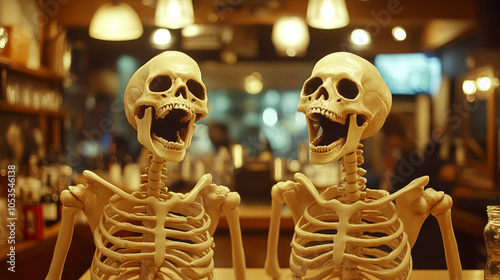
[336,78,359,99]
[303,77,323,96]
[187,79,206,100]
[149,75,172,92]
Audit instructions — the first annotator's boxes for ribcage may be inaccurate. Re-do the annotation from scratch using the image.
[290,199,411,280]
[90,191,214,280]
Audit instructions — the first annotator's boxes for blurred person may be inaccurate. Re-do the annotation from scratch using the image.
[380,112,459,269]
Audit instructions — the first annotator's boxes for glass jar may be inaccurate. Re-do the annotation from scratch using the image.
[484,205,500,279]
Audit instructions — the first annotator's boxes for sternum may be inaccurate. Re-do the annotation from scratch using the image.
[140,152,168,276]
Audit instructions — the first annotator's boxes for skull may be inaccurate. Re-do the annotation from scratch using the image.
[297,52,391,165]
[124,51,208,162]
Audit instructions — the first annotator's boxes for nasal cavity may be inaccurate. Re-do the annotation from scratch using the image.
[175,87,187,99]
[316,87,329,100]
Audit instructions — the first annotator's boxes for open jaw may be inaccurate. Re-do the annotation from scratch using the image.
[307,109,367,154]
[135,103,195,152]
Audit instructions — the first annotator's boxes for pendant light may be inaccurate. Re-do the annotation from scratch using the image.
[89,2,143,41]
[155,0,194,29]
[271,16,310,57]
[306,0,349,29]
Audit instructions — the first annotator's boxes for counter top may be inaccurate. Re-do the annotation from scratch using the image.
[80,268,484,279]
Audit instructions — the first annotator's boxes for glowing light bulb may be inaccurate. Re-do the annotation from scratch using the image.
[392,26,407,41]
[151,28,172,48]
[477,77,492,91]
[245,72,263,94]
[272,17,310,57]
[462,80,476,95]
[350,29,371,46]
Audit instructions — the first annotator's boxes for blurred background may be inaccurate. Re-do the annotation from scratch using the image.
[0,0,499,278]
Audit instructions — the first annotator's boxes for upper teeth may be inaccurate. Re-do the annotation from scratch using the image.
[307,106,345,124]
[155,103,193,122]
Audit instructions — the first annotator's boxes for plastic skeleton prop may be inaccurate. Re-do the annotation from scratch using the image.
[46,51,246,280]
[265,53,462,280]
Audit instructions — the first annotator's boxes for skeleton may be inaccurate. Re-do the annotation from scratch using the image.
[265,52,462,280]
[46,51,246,280]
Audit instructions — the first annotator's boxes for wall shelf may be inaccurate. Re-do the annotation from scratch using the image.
[0,58,66,154]
[0,101,67,117]
[0,56,65,82]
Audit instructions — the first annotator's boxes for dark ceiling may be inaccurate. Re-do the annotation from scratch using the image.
[47,0,499,65]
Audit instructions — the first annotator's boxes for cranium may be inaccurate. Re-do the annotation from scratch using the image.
[297,52,391,164]
[124,51,208,162]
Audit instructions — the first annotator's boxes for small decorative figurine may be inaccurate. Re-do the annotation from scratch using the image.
[46,51,246,280]
[265,52,462,280]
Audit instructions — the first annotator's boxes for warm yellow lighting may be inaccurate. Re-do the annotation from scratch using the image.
[462,80,476,95]
[306,0,349,29]
[151,28,172,48]
[272,17,310,57]
[0,27,7,51]
[89,3,143,41]
[274,158,283,181]
[392,26,407,41]
[155,0,194,29]
[62,48,72,73]
[181,24,202,37]
[245,72,263,94]
[232,144,243,169]
[350,29,371,46]
[286,49,297,57]
[476,77,492,91]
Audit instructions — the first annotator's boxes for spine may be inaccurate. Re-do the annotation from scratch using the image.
[342,144,365,204]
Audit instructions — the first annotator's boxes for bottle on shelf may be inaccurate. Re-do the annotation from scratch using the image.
[40,174,59,227]
[23,177,44,240]
[484,205,500,279]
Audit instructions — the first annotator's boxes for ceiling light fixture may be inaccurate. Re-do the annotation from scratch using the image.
[350,29,371,46]
[272,16,310,57]
[89,2,143,41]
[462,80,476,95]
[476,77,492,92]
[155,0,194,29]
[392,26,407,41]
[151,28,172,49]
[306,0,349,29]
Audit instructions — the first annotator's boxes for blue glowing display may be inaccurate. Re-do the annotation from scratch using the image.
[374,53,442,95]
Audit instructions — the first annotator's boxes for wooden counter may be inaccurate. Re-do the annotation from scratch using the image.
[80,268,484,279]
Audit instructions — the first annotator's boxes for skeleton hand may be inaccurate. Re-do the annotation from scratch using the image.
[61,171,115,231]
[265,179,316,279]
[395,176,446,247]
[272,179,317,223]
[197,182,246,280]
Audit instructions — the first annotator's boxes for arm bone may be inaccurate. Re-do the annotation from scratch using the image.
[45,189,84,280]
[222,192,247,280]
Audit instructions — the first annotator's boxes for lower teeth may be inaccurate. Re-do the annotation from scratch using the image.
[152,134,184,150]
[311,138,345,153]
